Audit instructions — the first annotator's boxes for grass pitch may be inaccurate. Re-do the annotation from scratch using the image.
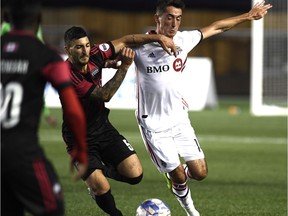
[36,98,287,216]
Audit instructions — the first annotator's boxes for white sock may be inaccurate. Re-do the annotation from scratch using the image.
[172,183,199,216]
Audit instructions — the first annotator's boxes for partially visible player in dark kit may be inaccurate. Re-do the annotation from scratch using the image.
[1,0,88,215]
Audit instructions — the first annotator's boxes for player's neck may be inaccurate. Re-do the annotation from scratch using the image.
[69,59,88,73]
[78,64,88,73]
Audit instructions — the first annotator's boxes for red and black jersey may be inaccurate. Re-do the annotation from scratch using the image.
[1,30,72,136]
[62,41,116,144]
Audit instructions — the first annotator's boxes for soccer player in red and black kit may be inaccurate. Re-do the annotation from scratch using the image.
[1,0,88,215]
[62,26,177,215]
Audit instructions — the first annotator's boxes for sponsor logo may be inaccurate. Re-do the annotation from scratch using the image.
[146,65,169,73]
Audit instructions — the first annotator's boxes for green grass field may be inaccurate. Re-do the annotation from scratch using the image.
[36,98,287,216]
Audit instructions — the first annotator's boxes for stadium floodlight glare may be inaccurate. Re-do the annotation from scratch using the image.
[250,0,288,116]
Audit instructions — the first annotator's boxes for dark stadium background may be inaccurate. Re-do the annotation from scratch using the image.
[4,0,285,96]
[42,0,251,11]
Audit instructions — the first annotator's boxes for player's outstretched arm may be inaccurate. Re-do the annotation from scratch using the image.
[112,34,177,57]
[201,0,272,39]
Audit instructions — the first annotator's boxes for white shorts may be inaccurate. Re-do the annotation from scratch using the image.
[138,123,205,173]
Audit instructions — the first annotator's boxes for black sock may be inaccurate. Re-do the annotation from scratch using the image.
[95,189,123,216]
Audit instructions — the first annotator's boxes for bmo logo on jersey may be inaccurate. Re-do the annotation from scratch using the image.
[146,58,183,73]
[146,65,169,73]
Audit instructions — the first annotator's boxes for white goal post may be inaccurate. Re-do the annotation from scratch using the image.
[250,0,288,116]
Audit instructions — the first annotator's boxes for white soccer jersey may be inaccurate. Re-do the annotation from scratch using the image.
[134,30,202,132]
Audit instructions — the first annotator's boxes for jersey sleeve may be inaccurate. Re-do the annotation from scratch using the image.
[89,41,115,65]
[180,30,203,53]
[42,60,72,91]
[70,70,95,98]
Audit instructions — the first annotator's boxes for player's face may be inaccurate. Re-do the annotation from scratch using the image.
[67,37,91,67]
[156,6,182,38]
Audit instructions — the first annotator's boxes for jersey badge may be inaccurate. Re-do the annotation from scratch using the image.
[99,43,110,52]
[3,42,19,53]
[173,58,183,72]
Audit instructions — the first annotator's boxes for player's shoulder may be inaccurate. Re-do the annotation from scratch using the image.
[91,41,114,55]
[175,29,202,38]
[174,30,203,46]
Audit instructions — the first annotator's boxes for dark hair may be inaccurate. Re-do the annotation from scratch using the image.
[64,26,88,46]
[156,0,185,15]
[6,0,42,29]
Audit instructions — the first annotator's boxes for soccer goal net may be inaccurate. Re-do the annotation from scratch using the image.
[250,0,288,116]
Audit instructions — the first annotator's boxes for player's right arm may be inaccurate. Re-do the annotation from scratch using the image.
[42,60,88,180]
[200,0,272,39]
[111,34,177,57]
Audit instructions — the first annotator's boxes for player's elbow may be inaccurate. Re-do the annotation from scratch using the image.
[102,96,111,102]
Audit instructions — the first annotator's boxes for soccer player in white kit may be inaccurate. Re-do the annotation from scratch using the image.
[133,0,272,215]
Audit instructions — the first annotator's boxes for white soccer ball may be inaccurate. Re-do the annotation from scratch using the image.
[136,198,171,216]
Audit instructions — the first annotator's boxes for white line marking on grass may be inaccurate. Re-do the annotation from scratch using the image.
[39,130,286,145]
[198,135,286,145]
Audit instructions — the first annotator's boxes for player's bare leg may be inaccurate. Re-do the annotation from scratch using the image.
[86,170,123,216]
[103,154,143,185]
[117,154,143,178]
[185,159,208,180]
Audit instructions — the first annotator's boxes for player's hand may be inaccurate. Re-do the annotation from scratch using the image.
[248,0,272,20]
[119,47,135,70]
[70,161,88,181]
[104,59,121,69]
[70,148,88,181]
[158,34,177,57]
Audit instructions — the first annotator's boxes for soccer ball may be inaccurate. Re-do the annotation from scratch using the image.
[136,198,171,216]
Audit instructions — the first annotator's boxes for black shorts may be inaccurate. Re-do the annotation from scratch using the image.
[65,120,136,181]
[1,133,64,216]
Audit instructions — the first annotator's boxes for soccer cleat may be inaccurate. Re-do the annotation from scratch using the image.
[87,187,96,200]
[163,172,173,192]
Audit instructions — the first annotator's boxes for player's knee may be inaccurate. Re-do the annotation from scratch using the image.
[194,173,207,181]
[127,173,143,185]
[193,169,208,181]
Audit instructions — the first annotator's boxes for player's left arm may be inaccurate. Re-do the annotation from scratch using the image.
[201,0,272,39]
[90,47,134,102]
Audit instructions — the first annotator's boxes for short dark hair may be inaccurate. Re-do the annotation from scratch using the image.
[64,26,88,46]
[156,0,185,15]
[6,0,42,29]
